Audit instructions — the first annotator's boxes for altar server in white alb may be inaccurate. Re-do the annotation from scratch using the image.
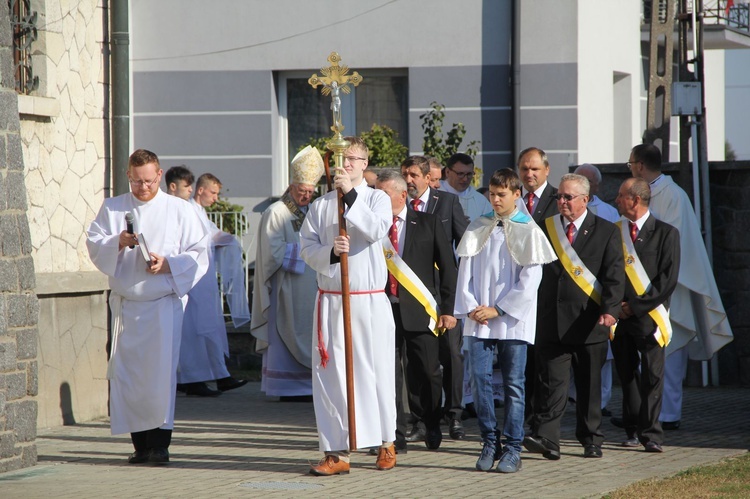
[300,137,397,476]
[86,149,209,465]
[252,146,324,400]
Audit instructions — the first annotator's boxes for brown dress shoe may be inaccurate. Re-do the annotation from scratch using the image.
[309,455,350,476]
[376,444,396,470]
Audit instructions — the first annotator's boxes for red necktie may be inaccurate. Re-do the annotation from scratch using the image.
[629,221,638,243]
[566,222,575,244]
[526,193,535,214]
[411,198,421,212]
[388,216,399,296]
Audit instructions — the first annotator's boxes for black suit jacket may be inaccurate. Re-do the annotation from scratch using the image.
[396,210,458,332]
[537,212,625,345]
[421,188,468,247]
[528,183,559,224]
[617,215,680,337]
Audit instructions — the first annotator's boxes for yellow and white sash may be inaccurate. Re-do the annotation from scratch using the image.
[546,216,602,304]
[383,238,441,335]
[616,220,672,347]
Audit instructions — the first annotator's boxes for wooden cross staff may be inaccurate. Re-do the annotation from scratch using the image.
[309,52,362,451]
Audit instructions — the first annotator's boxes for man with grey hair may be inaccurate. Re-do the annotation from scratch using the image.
[524,173,625,460]
[376,169,458,451]
[572,163,619,416]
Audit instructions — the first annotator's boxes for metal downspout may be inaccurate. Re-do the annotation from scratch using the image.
[110,0,130,196]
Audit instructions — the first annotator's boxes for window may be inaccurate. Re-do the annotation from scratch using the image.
[9,0,39,95]
[280,70,408,161]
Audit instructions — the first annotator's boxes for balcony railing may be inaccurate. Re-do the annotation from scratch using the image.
[206,211,253,324]
[643,1,750,33]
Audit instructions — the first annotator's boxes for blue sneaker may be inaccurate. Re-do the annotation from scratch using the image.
[475,442,497,471]
[496,450,522,473]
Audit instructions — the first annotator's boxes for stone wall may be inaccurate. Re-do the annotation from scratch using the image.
[17,2,111,434]
[0,2,39,473]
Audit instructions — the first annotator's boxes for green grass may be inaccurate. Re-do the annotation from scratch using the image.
[604,452,750,498]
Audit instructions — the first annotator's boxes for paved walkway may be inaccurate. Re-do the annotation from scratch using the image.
[1,383,748,498]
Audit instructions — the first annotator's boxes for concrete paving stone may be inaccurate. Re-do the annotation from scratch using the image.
[0,383,747,498]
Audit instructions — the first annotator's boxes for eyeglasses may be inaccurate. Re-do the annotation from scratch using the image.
[129,176,160,188]
[448,169,475,179]
[555,193,585,202]
[344,156,367,162]
[626,160,640,169]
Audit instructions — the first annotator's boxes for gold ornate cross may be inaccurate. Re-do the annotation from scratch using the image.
[308,52,363,136]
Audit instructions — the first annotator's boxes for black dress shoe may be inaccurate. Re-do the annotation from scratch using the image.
[610,416,624,428]
[425,427,443,450]
[583,444,602,458]
[449,419,465,440]
[644,441,664,453]
[661,420,680,431]
[185,382,222,397]
[405,423,426,442]
[176,384,187,393]
[601,407,612,417]
[523,435,560,460]
[148,447,170,464]
[216,376,248,392]
[127,450,149,464]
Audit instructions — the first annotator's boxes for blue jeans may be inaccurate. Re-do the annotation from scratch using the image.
[467,337,527,453]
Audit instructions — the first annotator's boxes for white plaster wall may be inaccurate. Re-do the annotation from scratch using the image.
[21,0,107,274]
[577,0,642,164]
[130,0,508,73]
[519,0,577,64]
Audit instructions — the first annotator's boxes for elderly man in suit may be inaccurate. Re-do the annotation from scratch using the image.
[376,169,459,451]
[612,177,680,452]
[400,155,468,441]
[524,173,625,460]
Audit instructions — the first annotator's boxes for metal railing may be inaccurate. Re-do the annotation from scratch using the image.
[643,1,750,33]
[206,211,253,323]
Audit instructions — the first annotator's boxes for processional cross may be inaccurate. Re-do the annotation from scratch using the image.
[308,52,363,451]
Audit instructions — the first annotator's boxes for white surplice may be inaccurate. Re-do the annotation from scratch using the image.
[177,199,242,384]
[251,198,317,396]
[439,181,492,222]
[455,224,542,343]
[86,189,209,435]
[300,181,396,451]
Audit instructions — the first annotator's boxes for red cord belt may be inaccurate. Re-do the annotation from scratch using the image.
[316,287,385,368]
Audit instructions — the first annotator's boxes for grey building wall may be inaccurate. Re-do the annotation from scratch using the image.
[0,2,39,471]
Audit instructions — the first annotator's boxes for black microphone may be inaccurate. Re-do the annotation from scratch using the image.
[125,212,135,248]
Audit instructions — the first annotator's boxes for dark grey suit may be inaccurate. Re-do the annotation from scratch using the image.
[611,214,680,446]
[533,212,625,449]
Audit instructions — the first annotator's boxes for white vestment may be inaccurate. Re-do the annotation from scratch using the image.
[649,176,733,421]
[300,181,396,451]
[649,176,733,358]
[177,199,243,384]
[439,181,492,222]
[86,189,209,435]
[251,198,316,396]
[455,225,542,342]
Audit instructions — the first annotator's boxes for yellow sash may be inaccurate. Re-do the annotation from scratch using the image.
[383,238,441,335]
[616,220,672,347]
[545,216,602,304]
